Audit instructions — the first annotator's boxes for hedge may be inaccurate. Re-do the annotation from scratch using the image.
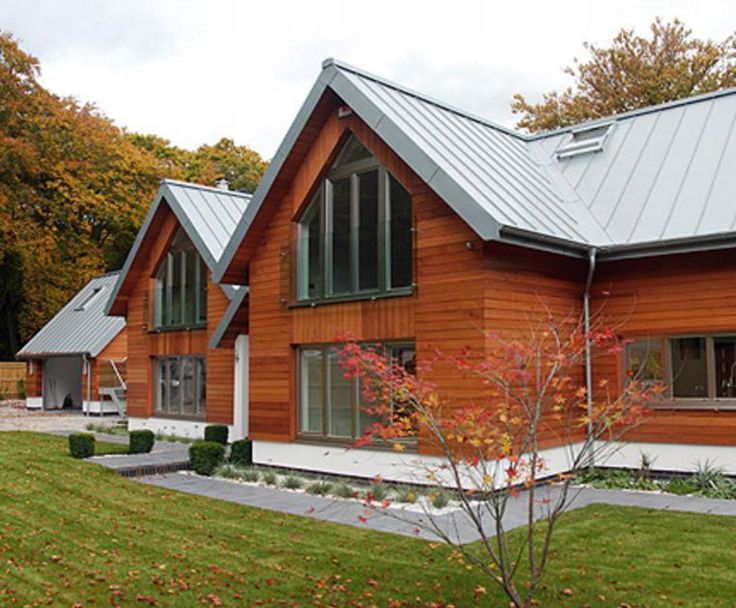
[189,441,225,476]
[69,433,95,459]
[229,438,253,466]
[204,424,229,445]
[129,430,155,454]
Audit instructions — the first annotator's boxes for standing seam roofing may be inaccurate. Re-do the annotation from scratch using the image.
[17,273,125,358]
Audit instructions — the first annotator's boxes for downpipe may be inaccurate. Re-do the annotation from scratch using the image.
[583,247,597,470]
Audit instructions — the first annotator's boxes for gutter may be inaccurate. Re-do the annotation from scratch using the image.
[583,247,597,469]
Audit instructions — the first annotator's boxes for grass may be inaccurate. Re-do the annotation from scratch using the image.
[2,432,736,606]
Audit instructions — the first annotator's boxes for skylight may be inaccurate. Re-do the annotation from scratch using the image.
[75,286,104,312]
[556,123,613,159]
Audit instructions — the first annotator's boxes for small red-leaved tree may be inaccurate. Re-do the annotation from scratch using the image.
[337,313,661,608]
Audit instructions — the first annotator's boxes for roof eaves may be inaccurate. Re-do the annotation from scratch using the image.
[323,58,527,140]
[208,287,249,349]
[329,66,502,240]
[599,231,736,261]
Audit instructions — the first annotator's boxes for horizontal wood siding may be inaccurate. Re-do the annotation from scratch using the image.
[25,360,42,398]
[124,204,233,424]
[245,102,490,452]
[592,249,736,446]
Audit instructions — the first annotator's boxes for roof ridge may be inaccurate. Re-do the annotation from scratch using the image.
[528,86,736,140]
[161,178,253,199]
[323,58,526,140]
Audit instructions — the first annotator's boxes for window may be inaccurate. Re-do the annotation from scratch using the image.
[625,339,665,387]
[556,123,613,159]
[298,342,416,440]
[296,134,413,302]
[624,334,736,404]
[153,228,207,329]
[155,356,206,417]
[75,287,104,311]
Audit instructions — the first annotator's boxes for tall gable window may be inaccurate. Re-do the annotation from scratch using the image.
[296,134,413,302]
[153,228,207,329]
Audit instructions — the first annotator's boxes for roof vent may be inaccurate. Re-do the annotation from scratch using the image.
[556,123,613,159]
[215,178,230,190]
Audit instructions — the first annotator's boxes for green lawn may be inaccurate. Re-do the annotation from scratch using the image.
[1,433,735,607]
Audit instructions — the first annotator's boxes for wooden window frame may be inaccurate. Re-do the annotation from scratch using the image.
[152,229,208,331]
[294,136,414,305]
[296,341,417,444]
[623,334,736,409]
[154,355,206,419]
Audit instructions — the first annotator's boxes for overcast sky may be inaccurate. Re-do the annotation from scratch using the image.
[2,0,734,158]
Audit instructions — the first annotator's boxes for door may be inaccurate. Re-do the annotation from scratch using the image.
[42,356,83,410]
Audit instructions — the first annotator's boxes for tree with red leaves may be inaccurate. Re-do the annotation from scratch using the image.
[338,312,661,608]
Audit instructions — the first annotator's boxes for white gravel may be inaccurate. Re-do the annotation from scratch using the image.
[0,404,120,432]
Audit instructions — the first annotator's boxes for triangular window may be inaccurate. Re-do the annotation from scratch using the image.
[332,135,373,168]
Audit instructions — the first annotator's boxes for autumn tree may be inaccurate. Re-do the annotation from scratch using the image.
[126,134,267,194]
[337,314,659,608]
[512,18,736,132]
[0,31,267,357]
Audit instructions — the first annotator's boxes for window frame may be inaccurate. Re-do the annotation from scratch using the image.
[623,334,736,409]
[154,355,206,419]
[294,136,414,305]
[152,229,208,331]
[296,341,417,445]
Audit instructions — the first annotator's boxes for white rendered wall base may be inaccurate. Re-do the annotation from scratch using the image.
[26,397,42,410]
[600,441,736,475]
[128,417,235,440]
[253,440,585,487]
[82,400,120,415]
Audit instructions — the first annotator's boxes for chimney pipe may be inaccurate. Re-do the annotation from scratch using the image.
[215,178,229,191]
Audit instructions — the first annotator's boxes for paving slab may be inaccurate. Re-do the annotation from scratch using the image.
[137,474,736,544]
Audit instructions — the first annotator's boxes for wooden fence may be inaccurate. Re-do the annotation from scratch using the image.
[0,362,26,399]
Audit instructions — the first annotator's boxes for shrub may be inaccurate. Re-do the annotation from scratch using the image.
[665,478,697,496]
[691,460,728,493]
[369,482,390,501]
[333,482,357,498]
[128,430,155,454]
[262,470,278,485]
[282,474,303,490]
[394,486,418,503]
[229,438,253,466]
[241,468,260,482]
[69,433,95,459]
[16,379,26,399]
[215,463,241,479]
[429,489,451,509]
[204,424,229,445]
[306,480,333,495]
[189,441,225,476]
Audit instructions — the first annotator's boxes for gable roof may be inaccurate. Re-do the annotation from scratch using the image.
[215,59,736,279]
[18,272,125,359]
[106,179,251,314]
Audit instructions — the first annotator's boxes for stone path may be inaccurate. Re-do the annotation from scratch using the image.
[88,438,190,475]
[138,472,736,544]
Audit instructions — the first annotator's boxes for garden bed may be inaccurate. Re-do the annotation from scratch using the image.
[573,462,736,499]
[211,463,459,514]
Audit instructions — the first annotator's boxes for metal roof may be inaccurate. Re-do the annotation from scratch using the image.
[17,272,125,358]
[106,180,251,314]
[216,60,736,276]
[529,91,736,248]
[208,286,248,349]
